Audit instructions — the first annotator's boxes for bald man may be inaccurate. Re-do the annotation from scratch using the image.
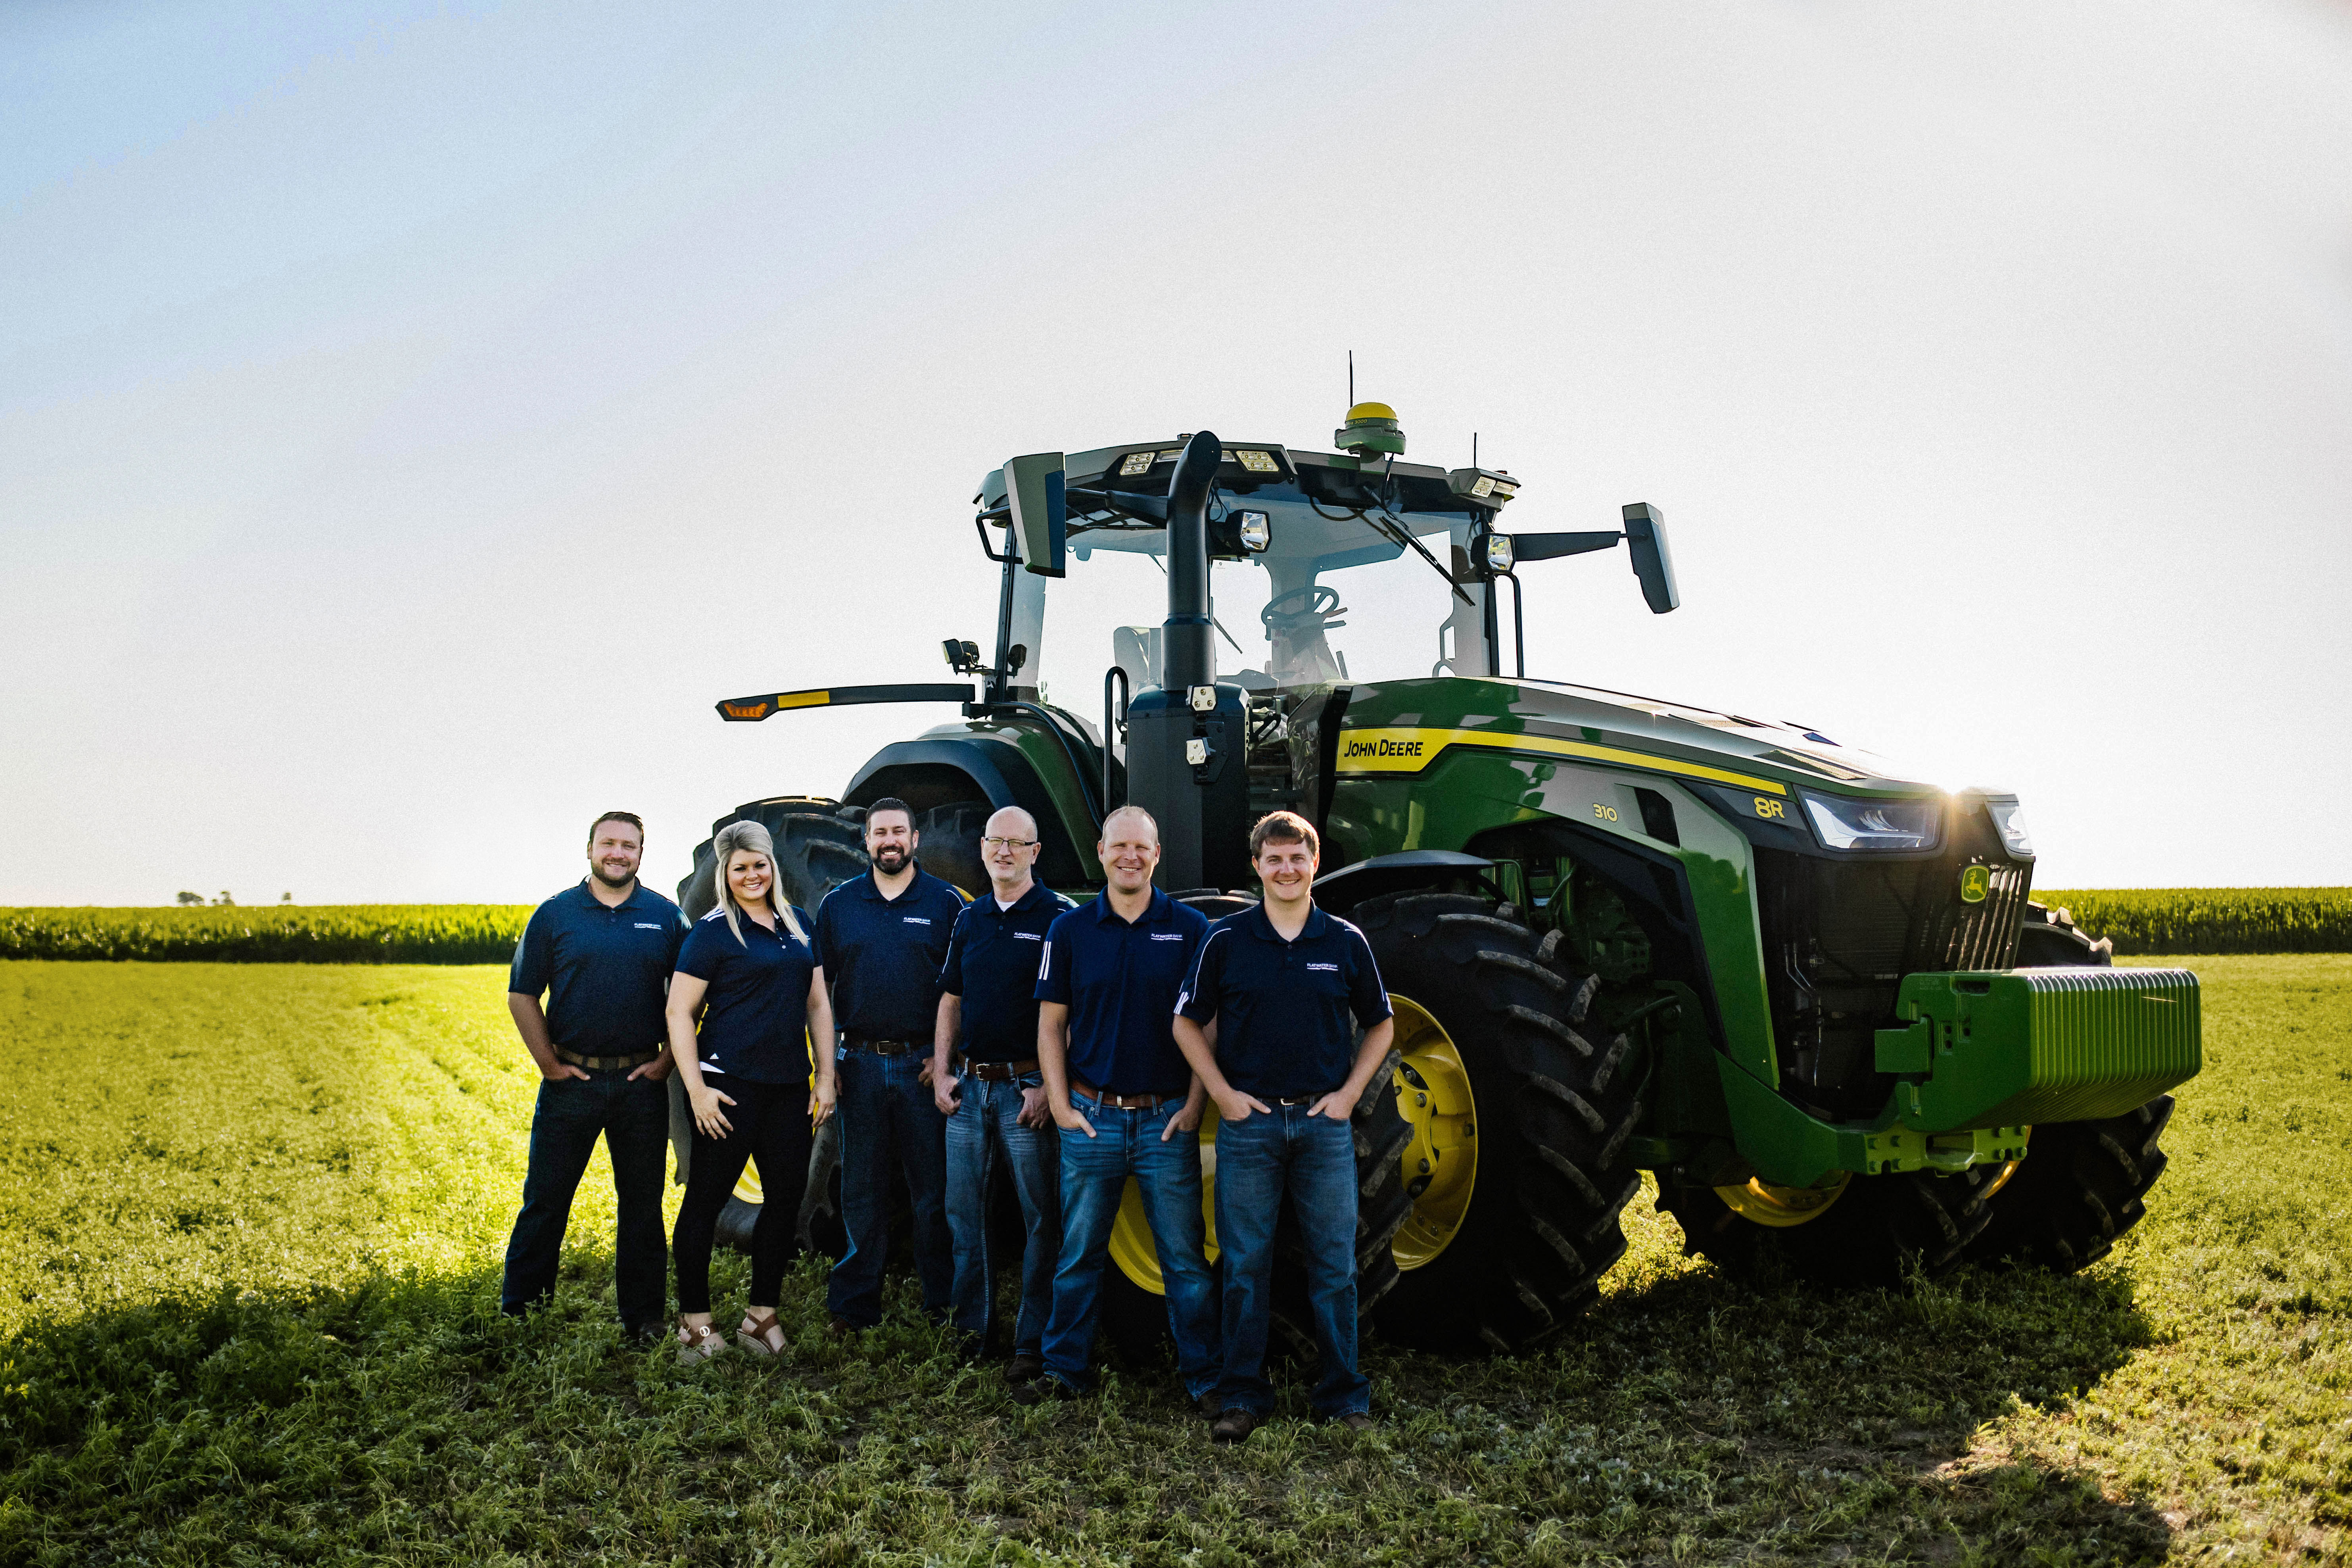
[931,806,1074,1378]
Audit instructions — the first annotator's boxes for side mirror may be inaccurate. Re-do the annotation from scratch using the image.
[1006,451,1067,578]
[1622,502,1680,614]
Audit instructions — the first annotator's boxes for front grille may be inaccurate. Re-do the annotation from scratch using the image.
[1753,802,2032,1114]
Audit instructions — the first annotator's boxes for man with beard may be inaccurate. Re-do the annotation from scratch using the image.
[501,812,685,1342]
[814,798,967,1333]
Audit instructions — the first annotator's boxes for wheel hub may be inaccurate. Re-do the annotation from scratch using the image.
[1714,1172,1851,1227]
[1389,994,1479,1270]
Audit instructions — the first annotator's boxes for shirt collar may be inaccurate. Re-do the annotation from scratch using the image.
[992,880,1057,914]
[575,877,647,911]
[1245,900,1327,942]
[859,866,926,903]
[1090,886,1173,927]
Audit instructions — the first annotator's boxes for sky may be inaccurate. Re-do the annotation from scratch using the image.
[4,0,2349,906]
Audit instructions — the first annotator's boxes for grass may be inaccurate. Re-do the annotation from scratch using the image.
[0,906,531,963]
[2032,889,2352,956]
[0,956,2346,1565]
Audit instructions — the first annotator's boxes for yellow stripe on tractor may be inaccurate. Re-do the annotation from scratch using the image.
[1333,725,1790,795]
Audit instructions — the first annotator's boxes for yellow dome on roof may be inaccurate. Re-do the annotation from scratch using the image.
[1343,401,1399,425]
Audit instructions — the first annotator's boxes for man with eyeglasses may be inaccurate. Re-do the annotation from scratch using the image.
[930,806,1073,1381]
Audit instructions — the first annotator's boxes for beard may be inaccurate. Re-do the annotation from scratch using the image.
[872,844,911,873]
[590,859,636,889]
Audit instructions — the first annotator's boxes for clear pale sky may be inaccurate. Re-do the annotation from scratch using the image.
[5,0,2349,906]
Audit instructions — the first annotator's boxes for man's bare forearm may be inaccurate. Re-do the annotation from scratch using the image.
[508,993,559,1072]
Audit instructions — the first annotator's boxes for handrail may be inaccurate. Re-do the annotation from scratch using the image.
[1101,666,1131,810]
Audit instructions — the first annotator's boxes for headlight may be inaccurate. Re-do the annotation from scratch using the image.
[1484,534,1514,572]
[1237,511,1271,552]
[1984,798,2034,858]
[1802,792,1940,851]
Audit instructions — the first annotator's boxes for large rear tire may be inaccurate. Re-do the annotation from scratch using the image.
[679,797,868,918]
[1356,891,1644,1354]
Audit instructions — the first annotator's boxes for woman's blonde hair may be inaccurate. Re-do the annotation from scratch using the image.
[711,821,808,946]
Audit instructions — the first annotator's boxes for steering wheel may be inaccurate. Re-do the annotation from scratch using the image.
[1261,584,1344,629]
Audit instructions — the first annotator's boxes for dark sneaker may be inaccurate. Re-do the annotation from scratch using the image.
[1005,1352,1046,1386]
[1011,1377,1080,1408]
[1327,1411,1376,1432]
[826,1314,859,1339]
[1210,1408,1261,1444]
[1195,1390,1224,1420]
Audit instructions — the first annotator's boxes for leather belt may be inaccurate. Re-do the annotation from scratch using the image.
[1270,1093,1331,1107]
[556,1047,662,1071]
[1071,1079,1172,1111]
[955,1053,1040,1082]
[845,1038,921,1056]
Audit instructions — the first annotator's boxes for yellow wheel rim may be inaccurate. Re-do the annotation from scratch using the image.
[1715,1172,1852,1227]
[1108,1103,1221,1294]
[1975,1127,2032,1203]
[1389,994,1479,1271]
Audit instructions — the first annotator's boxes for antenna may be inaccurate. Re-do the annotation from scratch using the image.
[1347,349,1354,407]
[1473,432,1479,469]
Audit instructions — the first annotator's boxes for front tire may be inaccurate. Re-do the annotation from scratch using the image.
[1963,1096,2175,1272]
[1658,1167,1997,1288]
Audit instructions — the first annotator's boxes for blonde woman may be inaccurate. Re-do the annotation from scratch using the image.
[666,821,837,1362]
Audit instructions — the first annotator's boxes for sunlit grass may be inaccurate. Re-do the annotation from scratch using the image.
[0,957,2344,1565]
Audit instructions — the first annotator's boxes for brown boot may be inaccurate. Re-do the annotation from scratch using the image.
[1210,1407,1260,1444]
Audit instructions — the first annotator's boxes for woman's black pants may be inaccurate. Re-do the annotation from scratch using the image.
[672,1075,814,1314]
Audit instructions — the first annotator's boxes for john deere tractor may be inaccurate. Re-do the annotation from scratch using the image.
[683,405,2200,1352]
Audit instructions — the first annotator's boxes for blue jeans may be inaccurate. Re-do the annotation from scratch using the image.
[1041,1096,1220,1398]
[827,1048,953,1326]
[945,1070,1061,1354]
[501,1067,670,1330]
[1214,1105,1368,1418]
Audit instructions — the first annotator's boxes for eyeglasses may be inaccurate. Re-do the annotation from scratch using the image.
[981,837,1039,851]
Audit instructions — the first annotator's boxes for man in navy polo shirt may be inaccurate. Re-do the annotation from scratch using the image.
[930,806,1073,1380]
[1013,804,1220,1411]
[1175,810,1394,1441]
[502,812,686,1341]
[814,796,967,1332]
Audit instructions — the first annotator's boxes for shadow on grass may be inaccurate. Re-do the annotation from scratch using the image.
[0,1247,2178,1567]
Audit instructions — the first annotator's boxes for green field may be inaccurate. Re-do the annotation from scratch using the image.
[1,958,2346,1566]
[2033,889,2352,956]
[5,889,2351,964]
[0,905,531,963]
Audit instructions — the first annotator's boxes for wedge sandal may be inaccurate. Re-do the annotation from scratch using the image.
[677,1317,728,1366]
[737,1308,787,1358]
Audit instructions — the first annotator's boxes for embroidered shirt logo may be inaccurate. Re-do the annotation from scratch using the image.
[1014,931,1043,941]
[634,923,666,930]
[1149,933,1186,941]
[1305,962,1339,972]
[903,916,932,925]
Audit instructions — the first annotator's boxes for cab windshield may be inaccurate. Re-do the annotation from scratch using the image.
[1029,509,1491,711]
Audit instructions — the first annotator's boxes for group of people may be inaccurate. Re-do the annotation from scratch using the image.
[501,798,1393,1441]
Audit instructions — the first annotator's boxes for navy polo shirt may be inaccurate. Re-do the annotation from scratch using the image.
[1177,902,1392,1100]
[508,880,685,1057]
[813,867,968,1042]
[940,881,1074,1062]
[1035,888,1210,1097]
[675,906,819,1086]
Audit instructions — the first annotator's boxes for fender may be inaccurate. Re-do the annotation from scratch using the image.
[846,727,1099,891]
